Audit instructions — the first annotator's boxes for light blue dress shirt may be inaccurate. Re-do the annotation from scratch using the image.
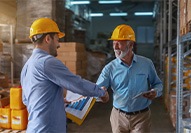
[96,54,163,112]
[20,48,105,133]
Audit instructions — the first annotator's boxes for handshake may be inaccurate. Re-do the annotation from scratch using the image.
[100,87,109,103]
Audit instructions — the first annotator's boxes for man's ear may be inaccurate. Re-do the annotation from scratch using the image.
[128,41,134,47]
[44,34,51,44]
[128,41,134,50]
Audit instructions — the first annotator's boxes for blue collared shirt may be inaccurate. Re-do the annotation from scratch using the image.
[96,54,163,112]
[20,48,105,133]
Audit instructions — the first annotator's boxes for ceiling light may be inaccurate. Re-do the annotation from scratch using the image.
[99,0,122,4]
[134,12,153,16]
[110,13,128,16]
[90,13,103,17]
[71,1,90,5]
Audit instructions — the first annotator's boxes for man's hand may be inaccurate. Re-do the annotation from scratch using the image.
[64,98,71,104]
[100,87,109,103]
[142,89,157,100]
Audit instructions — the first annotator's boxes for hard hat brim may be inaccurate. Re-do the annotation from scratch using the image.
[29,32,65,39]
[108,38,135,42]
[108,38,127,41]
[58,32,65,38]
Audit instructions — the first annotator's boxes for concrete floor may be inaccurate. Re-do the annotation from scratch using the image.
[67,92,175,133]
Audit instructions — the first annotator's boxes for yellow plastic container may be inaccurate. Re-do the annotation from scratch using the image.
[11,108,28,130]
[10,88,25,109]
[0,107,11,129]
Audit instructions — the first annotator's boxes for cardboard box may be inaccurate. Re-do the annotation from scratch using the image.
[0,72,9,88]
[65,61,82,71]
[58,42,85,52]
[57,52,87,61]
[0,91,10,108]
[70,69,87,77]
[187,0,191,22]
[82,61,87,69]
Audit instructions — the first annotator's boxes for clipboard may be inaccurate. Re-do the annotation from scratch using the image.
[132,90,152,100]
[66,98,96,125]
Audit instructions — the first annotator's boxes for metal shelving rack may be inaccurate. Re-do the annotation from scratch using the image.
[155,0,191,132]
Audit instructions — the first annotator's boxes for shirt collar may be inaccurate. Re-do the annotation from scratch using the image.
[133,54,138,63]
[33,48,49,55]
[116,53,138,65]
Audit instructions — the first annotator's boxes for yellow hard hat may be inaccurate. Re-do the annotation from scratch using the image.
[29,18,65,39]
[109,24,135,42]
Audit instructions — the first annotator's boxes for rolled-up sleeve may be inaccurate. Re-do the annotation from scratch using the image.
[96,66,110,89]
[149,61,163,97]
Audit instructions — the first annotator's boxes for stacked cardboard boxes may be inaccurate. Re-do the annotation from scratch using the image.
[180,0,191,35]
[14,43,34,79]
[187,0,191,25]
[16,0,65,42]
[0,54,11,78]
[164,56,191,128]
[0,72,9,88]
[74,29,86,44]
[169,91,190,128]
[57,42,87,78]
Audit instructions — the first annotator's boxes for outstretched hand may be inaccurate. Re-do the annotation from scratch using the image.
[100,86,109,103]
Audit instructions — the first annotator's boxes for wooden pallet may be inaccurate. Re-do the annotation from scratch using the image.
[0,128,26,133]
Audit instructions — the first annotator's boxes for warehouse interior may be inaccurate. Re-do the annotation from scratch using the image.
[0,0,191,132]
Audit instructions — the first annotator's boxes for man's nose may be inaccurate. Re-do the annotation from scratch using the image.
[113,42,119,49]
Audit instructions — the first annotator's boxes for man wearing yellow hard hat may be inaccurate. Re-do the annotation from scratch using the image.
[96,24,163,133]
[20,18,109,133]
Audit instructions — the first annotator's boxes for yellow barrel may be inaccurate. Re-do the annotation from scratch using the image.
[10,88,25,109]
[11,108,28,130]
